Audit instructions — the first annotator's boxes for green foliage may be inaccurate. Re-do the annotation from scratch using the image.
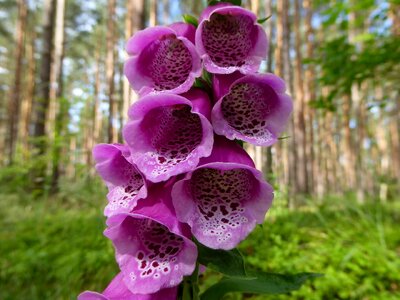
[0,192,117,300]
[236,197,400,299]
[208,0,242,6]
[197,243,247,277]
[201,273,322,300]
[1,189,399,299]
[311,34,400,110]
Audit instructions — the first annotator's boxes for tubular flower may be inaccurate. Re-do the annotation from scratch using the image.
[93,144,147,217]
[123,89,214,183]
[124,23,201,96]
[195,3,268,74]
[78,273,178,300]
[104,184,198,295]
[171,137,273,250]
[212,73,293,146]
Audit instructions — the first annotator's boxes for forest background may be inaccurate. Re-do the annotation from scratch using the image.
[0,0,399,299]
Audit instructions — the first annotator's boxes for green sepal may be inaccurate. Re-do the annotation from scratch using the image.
[183,14,198,28]
[278,135,291,140]
[234,139,244,148]
[258,15,272,24]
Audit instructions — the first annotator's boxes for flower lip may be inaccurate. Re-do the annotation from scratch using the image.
[172,164,273,250]
[104,209,197,294]
[124,25,201,96]
[171,137,273,250]
[123,92,214,183]
[211,73,293,146]
[196,4,268,74]
[92,143,148,217]
[168,22,196,44]
[78,272,178,300]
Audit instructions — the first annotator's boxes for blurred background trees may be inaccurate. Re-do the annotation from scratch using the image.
[1,1,399,299]
[0,0,399,202]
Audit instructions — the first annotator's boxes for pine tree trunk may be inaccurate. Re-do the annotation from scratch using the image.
[107,0,117,143]
[49,0,66,193]
[294,0,308,194]
[303,0,315,195]
[6,0,27,165]
[250,0,259,14]
[122,0,145,126]
[149,0,157,26]
[274,0,288,198]
[245,0,262,171]
[19,27,36,159]
[31,0,56,189]
[87,45,103,177]
[93,46,103,148]
[390,96,400,192]
[342,93,356,191]
[389,2,400,193]
[285,0,298,207]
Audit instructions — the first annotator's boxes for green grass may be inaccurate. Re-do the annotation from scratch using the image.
[0,187,399,300]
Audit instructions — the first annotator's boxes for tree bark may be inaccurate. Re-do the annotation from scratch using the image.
[49,0,66,193]
[6,0,27,165]
[19,26,35,159]
[342,94,356,190]
[107,0,117,143]
[348,7,363,200]
[303,0,315,195]
[122,0,144,127]
[294,0,308,194]
[274,0,288,196]
[149,0,157,26]
[389,95,400,192]
[31,0,56,189]
[389,1,400,193]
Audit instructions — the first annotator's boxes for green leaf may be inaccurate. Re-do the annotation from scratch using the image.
[200,272,323,300]
[197,243,247,277]
[226,0,242,5]
[208,0,219,5]
[182,14,198,27]
[208,0,242,6]
[257,15,272,24]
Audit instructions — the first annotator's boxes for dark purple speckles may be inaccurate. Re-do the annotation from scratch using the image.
[145,105,203,176]
[145,35,193,91]
[221,82,275,142]
[190,168,252,243]
[106,167,144,213]
[202,14,254,68]
[129,219,184,281]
